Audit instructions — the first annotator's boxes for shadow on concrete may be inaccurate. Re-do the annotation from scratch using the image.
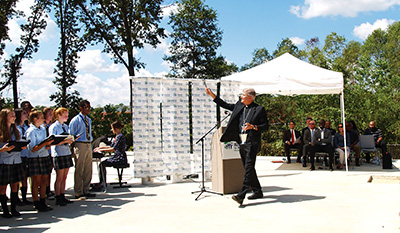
[1,190,153,231]
[259,173,302,178]
[276,161,399,172]
[241,194,326,208]
[262,186,292,193]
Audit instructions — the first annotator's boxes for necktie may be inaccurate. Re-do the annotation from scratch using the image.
[84,116,90,140]
[291,130,295,144]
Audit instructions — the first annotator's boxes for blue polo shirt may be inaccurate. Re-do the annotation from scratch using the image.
[0,129,22,164]
[17,124,29,158]
[26,124,50,158]
[49,121,72,157]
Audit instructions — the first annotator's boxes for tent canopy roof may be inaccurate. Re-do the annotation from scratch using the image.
[221,53,343,96]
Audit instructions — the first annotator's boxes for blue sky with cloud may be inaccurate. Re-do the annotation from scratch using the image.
[1,0,399,107]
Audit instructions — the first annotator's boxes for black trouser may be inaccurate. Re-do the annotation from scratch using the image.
[310,145,334,168]
[303,144,312,164]
[99,160,114,184]
[237,143,262,198]
[365,140,387,161]
[284,143,303,161]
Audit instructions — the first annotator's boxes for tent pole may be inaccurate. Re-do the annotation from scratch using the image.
[341,90,348,172]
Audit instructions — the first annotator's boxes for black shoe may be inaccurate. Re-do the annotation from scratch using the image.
[302,163,307,167]
[247,192,263,200]
[34,201,49,212]
[287,159,291,164]
[61,194,73,204]
[329,166,334,172]
[11,210,21,217]
[84,193,96,198]
[310,165,315,171]
[296,158,302,163]
[23,199,33,205]
[1,212,12,218]
[231,195,244,205]
[40,199,53,211]
[55,196,67,206]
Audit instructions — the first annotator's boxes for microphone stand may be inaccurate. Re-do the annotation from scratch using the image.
[192,112,231,201]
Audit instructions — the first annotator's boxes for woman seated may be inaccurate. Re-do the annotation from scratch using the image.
[334,123,350,170]
[93,121,127,186]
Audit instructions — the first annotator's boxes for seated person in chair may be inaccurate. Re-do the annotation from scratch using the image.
[283,121,302,163]
[362,121,388,162]
[310,119,335,171]
[93,121,128,186]
[346,121,361,166]
[325,120,336,136]
[334,124,350,170]
[302,120,317,168]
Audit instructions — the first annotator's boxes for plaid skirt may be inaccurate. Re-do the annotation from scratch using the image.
[0,163,24,185]
[21,157,28,172]
[53,155,73,170]
[27,156,52,177]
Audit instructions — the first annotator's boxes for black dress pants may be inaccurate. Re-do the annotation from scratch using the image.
[284,143,303,161]
[310,145,334,168]
[237,143,262,198]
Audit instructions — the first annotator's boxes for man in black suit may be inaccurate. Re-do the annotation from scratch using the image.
[283,121,302,163]
[206,88,268,205]
[310,119,334,171]
[302,120,316,168]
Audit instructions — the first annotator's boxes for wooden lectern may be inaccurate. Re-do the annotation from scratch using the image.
[211,127,245,194]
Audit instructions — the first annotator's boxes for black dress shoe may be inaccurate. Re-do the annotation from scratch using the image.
[310,165,315,171]
[296,158,302,163]
[84,193,96,198]
[302,163,307,167]
[231,195,244,205]
[247,193,263,200]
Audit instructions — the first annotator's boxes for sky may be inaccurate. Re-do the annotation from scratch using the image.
[1,0,399,107]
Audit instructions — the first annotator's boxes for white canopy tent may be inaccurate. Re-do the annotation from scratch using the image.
[221,53,349,171]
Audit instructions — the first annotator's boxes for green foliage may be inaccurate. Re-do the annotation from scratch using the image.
[248,24,400,155]
[50,0,85,108]
[89,104,133,150]
[164,0,226,79]
[240,48,272,71]
[0,1,49,93]
[0,0,18,56]
[75,0,166,76]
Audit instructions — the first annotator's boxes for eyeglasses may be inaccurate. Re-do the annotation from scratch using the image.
[338,126,343,128]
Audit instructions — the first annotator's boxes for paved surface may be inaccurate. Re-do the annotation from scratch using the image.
[1,156,399,233]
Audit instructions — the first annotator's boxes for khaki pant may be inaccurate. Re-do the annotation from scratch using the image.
[73,143,93,196]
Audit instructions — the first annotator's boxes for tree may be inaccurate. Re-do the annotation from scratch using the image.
[0,0,18,56]
[0,0,49,107]
[272,38,300,58]
[75,0,166,77]
[164,0,223,79]
[240,47,272,71]
[50,0,84,109]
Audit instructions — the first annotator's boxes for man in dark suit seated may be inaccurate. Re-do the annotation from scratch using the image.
[283,121,302,163]
[302,120,316,168]
[310,119,335,171]
[205,87,269,206]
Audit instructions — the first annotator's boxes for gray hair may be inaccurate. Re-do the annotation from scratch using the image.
[243,88,256,101]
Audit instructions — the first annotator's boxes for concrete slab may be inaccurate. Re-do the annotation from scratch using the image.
[1,156,399,233]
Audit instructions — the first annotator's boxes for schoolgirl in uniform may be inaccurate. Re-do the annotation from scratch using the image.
[42,107,55,200]
[26,110,53,212]
[15,108,32,205]
[49,108,74,206]
[0,109,25,218]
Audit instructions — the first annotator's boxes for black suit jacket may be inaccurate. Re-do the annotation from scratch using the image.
[283,129,301,144]
[214,96,268,145]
